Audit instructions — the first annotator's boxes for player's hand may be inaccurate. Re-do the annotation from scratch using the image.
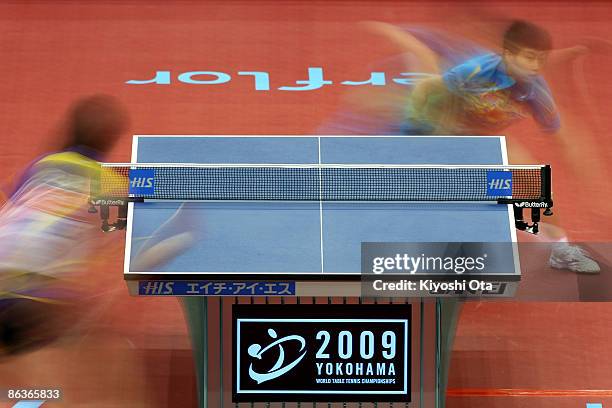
[577,36,612,56]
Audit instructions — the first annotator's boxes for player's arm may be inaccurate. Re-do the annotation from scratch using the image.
[409,75,445,116]
[361,21,440,74]
[411,75,442,106]
[546,46,590,66]
[408,74,461,134]
[544,40,612,68]
[528,77,561,134]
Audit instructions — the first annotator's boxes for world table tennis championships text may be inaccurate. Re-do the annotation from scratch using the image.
[371,253,488,275]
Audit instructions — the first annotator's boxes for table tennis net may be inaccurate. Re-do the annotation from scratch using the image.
[96,164,550,202]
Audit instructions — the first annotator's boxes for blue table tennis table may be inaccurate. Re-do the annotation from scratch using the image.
[123,135,520,408]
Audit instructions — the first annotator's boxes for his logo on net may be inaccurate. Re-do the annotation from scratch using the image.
[128,169,155,195]
[246,328,307,384]
[486,171,512,196]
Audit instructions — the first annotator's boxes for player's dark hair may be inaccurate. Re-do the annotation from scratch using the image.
[503,20,552,53]
[64,94,129,154]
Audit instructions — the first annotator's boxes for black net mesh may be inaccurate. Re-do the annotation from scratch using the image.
[97,165,544,202]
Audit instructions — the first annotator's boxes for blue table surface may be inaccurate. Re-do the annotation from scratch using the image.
[127,136,516,275]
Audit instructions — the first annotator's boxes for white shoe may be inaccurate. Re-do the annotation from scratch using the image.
[549,244,601,274]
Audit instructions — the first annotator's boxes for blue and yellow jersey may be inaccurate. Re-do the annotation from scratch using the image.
[442,53,561,134]
[0,149,105,280]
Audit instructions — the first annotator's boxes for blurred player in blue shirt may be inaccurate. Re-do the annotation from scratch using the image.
[376,20,599,273]
[405,21,560,135]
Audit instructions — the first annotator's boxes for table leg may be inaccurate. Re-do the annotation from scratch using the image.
[181,297,209,408]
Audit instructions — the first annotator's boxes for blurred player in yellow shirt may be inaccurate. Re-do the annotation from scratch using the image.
[0,95,129,356]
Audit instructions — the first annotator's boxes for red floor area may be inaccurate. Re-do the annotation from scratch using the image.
[1,1,612,407]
